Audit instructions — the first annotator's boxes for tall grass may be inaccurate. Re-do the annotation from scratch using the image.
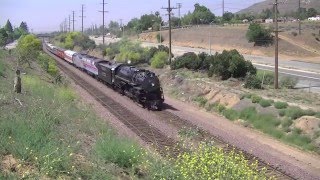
[95,134,143,168]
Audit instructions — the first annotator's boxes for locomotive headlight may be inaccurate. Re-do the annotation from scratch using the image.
[151,83,155,87]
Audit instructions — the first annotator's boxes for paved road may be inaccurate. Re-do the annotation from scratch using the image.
[141,42,320,93]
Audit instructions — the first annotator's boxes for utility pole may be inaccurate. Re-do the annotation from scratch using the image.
[119,19,124,37]
[72,11,76,32]
[274,0,279,89]
[68,15,71,32]
[298,0,301,35]
[177,3,182,27]
[80,4,85,34]
[222,0,225,25]
[162,0,177,64]
[99,0,108,45]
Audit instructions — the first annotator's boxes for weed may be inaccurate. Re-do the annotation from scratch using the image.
[193,96,208,107]
[215,104,226,113]
[279,109,286,117]
[251,94,262,103]
[285,106,313,120]
[223,108,240,121]
[95,134,143,168]
[274,101,288,109]
[316,112,320,119]
[178,127,200,138]
[281,118,293,129]
[259,99,272,107]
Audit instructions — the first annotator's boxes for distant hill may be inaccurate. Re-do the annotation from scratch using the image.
[237,0,320,15]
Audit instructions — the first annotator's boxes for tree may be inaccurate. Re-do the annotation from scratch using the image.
[307,8,318,18]
[4,19,13,34]
[4,20,13,43]
[223,12,234,22]
[192,3,215,24]
[19,21,29,33]
[260,8,273,19]
[246,23,273,46]
[0,28,8,47]
[16,34,42,67]
[171,17,181,27]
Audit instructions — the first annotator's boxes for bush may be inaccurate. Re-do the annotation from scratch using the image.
[151,51,168,68]
[171,52,201,70]
[284,106,307,119]
[257,70,274,86]
[208,50,256,80]
[259,99,272,107]
[251,94,262,103]
[193,96,208,107]
[223,108,240,121]
[291,31,298,36]
[244,75,262,89]
[279,109,286,117]
[274,101,288,109]
[246,23,273,46]
[37,53,59,77]
[279,76,298,89]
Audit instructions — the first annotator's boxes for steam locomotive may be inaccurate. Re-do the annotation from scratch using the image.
[45,42,164,110]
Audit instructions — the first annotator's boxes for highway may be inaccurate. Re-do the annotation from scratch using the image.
[141,42,320,93]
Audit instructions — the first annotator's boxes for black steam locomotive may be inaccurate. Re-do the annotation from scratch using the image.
[96,62,164,110]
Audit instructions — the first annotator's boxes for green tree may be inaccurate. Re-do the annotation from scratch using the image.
[16,34,42,67]
[223,12,234,22]
[260,8,273,19]
[4,19,13,34]
[19,21,29,33]
[0,28,8,47]
[307,8,318,17]
[192,3,215,24]
[246,23,273,46]
[4,20,13,43]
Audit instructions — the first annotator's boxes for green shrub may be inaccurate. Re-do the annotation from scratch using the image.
[208,50,256,80]
[151,51,168,68]
[274,101,288,109]
[0,59,5,77]
[37,53,59,77]
[315,112,320,118]
[279,109,286,117]
[259,99,272,107]
[223,108,240,121]
[244,75,262,89]
[279,76,298,89]
[284,106,307,119]
[257,70,274,86]
[281,118,293,129]
[251,94,262,103]
[193,96,208,107]
[215,104,226,113]
[171,52,201,70]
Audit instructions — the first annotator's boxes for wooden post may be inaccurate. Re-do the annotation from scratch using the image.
[14,69,21,93]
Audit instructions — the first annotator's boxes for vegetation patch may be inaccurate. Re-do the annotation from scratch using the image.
[274,101,288,109]
[259,99,273,107]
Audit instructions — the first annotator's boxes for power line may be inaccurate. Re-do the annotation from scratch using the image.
[80,4,86,34]
[162,0,177,64]
[99,0,108,45]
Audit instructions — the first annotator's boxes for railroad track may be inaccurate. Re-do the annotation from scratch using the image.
[44,47,178,156]
[154,108,296,180]
[45,47,295,179]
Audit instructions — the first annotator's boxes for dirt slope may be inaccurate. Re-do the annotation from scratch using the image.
[138,24,320,63]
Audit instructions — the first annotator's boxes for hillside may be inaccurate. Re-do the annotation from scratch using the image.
[237,0,320,15]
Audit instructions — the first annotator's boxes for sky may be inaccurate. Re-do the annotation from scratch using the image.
[0,0,264,33]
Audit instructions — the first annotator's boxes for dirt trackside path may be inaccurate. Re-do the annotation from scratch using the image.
[163,95,320,179]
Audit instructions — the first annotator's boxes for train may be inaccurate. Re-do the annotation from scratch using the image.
[44,42,164,110]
